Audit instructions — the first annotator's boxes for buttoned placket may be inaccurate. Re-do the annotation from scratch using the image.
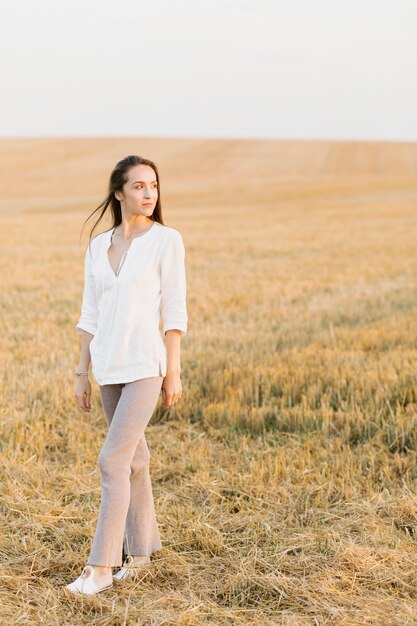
[106,227,132,327]
[105,234,141,329]
[104,223,158,328]
[109,279,119,327]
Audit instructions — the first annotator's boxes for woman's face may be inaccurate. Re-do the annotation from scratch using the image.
[116,164,158,216]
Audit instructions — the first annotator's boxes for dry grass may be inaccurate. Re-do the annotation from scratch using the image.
[0,137,417,625]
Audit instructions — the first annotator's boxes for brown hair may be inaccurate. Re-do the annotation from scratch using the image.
[81,155,164,249]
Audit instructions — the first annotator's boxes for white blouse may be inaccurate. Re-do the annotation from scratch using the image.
[75,221,188,385]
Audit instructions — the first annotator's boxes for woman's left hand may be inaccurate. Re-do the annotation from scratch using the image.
[161,371,183,408]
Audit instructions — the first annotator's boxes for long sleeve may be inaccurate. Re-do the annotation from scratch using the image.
[75,244,99,336]
[160,230,188,336]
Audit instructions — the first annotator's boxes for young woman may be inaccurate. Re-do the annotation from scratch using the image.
[64,155,188,595]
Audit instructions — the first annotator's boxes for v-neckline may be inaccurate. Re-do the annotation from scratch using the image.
[106,221,157,278]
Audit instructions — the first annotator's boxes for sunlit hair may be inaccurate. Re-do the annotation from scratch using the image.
[80,155,164,250]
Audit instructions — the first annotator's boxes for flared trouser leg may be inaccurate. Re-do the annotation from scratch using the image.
[87,376,163,567]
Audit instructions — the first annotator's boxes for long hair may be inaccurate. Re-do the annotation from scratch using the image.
[80,155,164,249]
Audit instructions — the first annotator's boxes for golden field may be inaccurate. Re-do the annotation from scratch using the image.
[1,136,417,625]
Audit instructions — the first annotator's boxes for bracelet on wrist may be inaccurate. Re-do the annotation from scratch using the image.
[74,371,89,376]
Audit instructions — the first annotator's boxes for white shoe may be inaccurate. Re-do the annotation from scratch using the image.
[113,555,151,581]
[64,565,113,595]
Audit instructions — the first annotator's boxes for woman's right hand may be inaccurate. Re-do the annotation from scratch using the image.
[75,376,92,412]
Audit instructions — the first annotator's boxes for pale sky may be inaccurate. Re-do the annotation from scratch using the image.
[0,0,416,140]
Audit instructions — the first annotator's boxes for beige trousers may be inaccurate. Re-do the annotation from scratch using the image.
[87,376,164,567]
